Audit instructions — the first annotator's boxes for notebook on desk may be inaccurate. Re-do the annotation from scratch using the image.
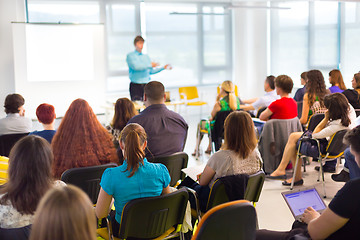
[281,187,327,221]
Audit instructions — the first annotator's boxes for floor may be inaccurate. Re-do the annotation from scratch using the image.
[178,106,346,232]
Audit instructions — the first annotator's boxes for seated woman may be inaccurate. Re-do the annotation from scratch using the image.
[0,135,65,229]
[106,97,137,148]
[29,185,96,240]
[269,93,356,185]
[328,69,346,93]
[342,72,360,110]
[51,99,118,179]
[293,72,307,102]
[193,80,241,155]
[95,123,171,237]
[29,103,56,143]
[186,111,262,211]
[260,75,297,121]
[257,126,360,240]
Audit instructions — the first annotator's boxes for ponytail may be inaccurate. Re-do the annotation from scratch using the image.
[120,123,147,178]
[228,92,237,111]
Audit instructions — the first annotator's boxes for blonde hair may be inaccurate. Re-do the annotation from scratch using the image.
[222,111,257,159]
[29,185,96,240]
[221,80,237,111]
[120,123,147,178]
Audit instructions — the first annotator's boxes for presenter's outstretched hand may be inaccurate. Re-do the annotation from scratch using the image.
[151,62,160,68]
[164,64,172,70]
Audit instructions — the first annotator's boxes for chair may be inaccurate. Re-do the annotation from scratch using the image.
[291,130,349,198]
[211,110,232,152]
[258,118,302,173]
[0,225,31,240]
[97,188,189,240]
[60,163,118,204]
[178,87,207,115]
[255,106,267,118]
[0,156,9,185]
[297,101,303,119]
[205,171,265,212]
[191,200,257,240]
[149,152,188,187]
[307,113,325,131]
[0,133,29,157]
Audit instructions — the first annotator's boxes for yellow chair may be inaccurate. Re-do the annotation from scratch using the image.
[178,86,207,107]
[0,156,9,185]
[216,84,239,97]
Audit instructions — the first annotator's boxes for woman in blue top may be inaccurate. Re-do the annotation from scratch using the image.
[96,123,171,237]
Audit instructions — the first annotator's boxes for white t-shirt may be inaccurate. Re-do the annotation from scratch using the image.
[0,113,32,136]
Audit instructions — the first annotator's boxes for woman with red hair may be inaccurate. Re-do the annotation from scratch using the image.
[51,99,118,178]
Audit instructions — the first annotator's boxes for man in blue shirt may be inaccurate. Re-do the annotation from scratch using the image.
[126,36,170,101]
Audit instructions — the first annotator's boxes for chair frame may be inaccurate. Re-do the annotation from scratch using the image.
[291,130,349,198]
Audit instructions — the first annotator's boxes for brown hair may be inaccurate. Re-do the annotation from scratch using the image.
[353,73,360,95]
[29,185,96,240]
[221,80,237,111]
[51,99,118,178]
[301,72,307,81]
[265,75,275,90]
[120,123,147,178]
[222,111,257,159]
[112,98,137,130]
[134,36,144,45]
[275,75,293,94]
[36,103,56,124]
[0,135,53,214]
[306,70,327,107]
[329,69,346,90]
[4,93,25,114]
[144,81,165,102]
[344,126,360,154]
[324,93,350,127]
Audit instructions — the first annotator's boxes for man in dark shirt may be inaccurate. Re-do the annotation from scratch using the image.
[128,81,188,159]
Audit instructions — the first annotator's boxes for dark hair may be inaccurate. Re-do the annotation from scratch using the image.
[265,75,276,90]
[324,93,350,127]
[353,73,360,96]
[329,69,346,90]
[301,72,307,80]
[36,103,56,124]
[144,81,165,102]
[4,94,25,114]
[222,111,257,159]
[0,135,53,214]
[344,126,360,154]
[306,70,327,107]
[275,75,293,94]
[112,98,137,130]
[120,123,147,178]
[134,36,144,45]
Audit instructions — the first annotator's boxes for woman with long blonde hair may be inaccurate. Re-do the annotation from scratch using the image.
[29,185,96,240]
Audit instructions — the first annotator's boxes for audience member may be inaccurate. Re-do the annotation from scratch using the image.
[257,125,360,240]
[298,69,328,125]
[0,93,32,136]
[240,75,279,116]
[29,185,96,240]
[182,111,262,211]
[29,103,56,143]
[193,80,241,155]
[51,99,118,179]
[342,72,360,109]
[260,75,297,121]
[0,135,64,229]
[293,72,307,102]
[268,93,356,185]
[328,69,346,93]
[128,81,188,159]
[96,123,171,237]
[106,97,137,148]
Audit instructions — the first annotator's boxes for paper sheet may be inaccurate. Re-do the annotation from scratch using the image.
[181,164,206,181]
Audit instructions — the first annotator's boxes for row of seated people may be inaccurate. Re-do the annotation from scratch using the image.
[2,112,360,240]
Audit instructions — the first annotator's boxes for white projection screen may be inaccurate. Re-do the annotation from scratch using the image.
[12,23,106,118]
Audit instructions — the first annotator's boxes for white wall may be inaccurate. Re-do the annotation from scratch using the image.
[232,3,268,100]
[0,0,25,118]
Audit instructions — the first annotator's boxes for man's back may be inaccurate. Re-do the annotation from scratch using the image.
[128,104,188,159]
[0,114,32,136]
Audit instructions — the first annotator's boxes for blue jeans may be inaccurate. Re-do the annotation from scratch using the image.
[344,148,360,179]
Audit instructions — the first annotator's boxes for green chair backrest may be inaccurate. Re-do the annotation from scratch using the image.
[245,171,265,203]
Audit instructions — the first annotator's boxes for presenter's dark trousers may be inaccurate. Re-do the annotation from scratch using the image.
[130,82,146,101]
